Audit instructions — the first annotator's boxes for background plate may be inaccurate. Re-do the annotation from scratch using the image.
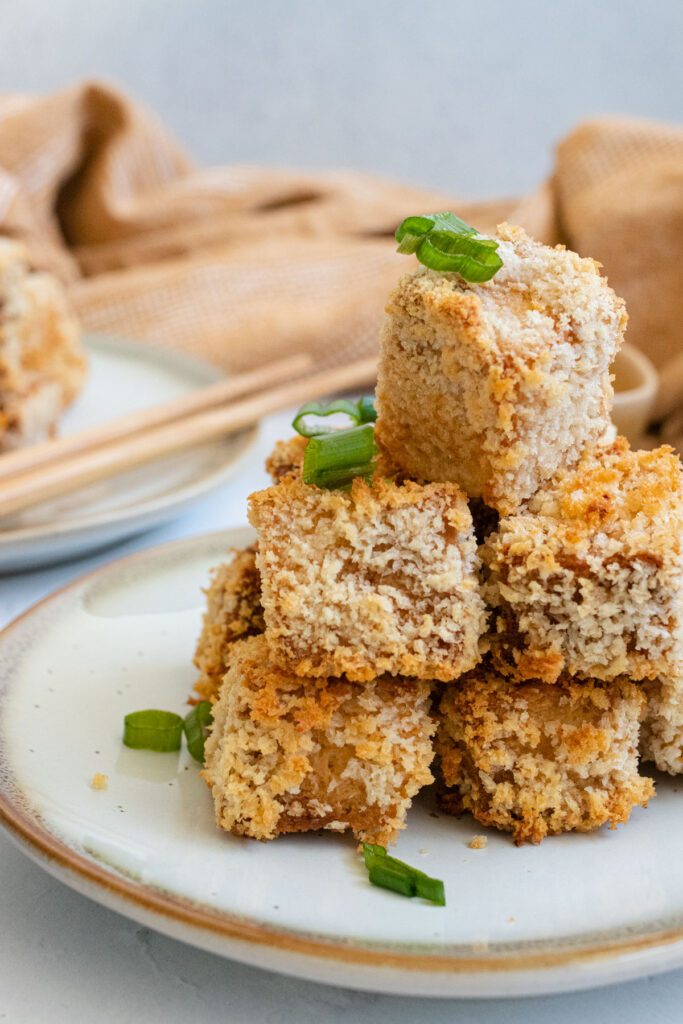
[0,529,682,999]
[0,336,257,572]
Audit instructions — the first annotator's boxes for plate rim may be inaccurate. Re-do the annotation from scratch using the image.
[0,334,258,547]
[1,529,683,985]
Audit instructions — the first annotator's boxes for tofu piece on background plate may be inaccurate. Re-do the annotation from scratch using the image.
[436,665,654,845]
[248,473,487,682]
[202,635,435,845]
[483,439,683,684]
[375,223,626,514]
[0,237,86,451]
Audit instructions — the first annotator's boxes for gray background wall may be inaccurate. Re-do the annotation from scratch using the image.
[1,0,681,198]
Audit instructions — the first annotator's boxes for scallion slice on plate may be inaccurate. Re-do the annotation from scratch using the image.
[122,709,184,752]
[362,843,446,906]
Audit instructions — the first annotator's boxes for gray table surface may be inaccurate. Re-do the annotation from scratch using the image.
[1,409,682,1023]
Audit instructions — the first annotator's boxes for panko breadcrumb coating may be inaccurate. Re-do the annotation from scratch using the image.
[193,547,265,701]
[265,435,308,483]
[375,223,626,514]
[0,238,86,451]
[201,635,436,845]
[436,667,654,844]
[248,474,486,682]
[641,675,683,775]
[484,439,683,684]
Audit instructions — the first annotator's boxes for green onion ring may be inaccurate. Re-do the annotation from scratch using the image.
[292,399,366,437]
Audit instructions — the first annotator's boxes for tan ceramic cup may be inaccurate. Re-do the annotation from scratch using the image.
[611,343,659,443]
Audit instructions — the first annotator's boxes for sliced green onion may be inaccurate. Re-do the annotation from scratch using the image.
[362,843,446,906]
[123,710,183,752]
[292,396,377,438]
[303,423,378,489]
[369,863,415,898]
[396,211,477,253]
[395,211,503,283]
[183,701,213,764]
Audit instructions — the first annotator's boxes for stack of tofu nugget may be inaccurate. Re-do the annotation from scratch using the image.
[195,222,683,847]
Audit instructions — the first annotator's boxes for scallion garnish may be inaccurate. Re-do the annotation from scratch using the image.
[396,211,503,283]
[292,396,376,438]
[362,843,446,906]
[357,396,377,424]
[122,709,184,752]
[183,701,213,763]
[302,422,378,489]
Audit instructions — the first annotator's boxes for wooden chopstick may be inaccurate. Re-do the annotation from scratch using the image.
[0,352,312,484]
[0,356,378,520]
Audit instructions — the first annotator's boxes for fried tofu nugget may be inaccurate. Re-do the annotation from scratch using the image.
[201,635,435,845]
[375,223,626,514]
[248,473,486,682]
[436,667,654,844]
[0,238,86,451]
[193,547,265,701]
[483,439,683,684]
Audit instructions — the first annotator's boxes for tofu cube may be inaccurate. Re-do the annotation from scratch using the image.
[436,666,654,844]
[248,474,486,682]
[484,439,683,683]
[375,223,626,513]
[0,238,86,451]
[202,635,435,845]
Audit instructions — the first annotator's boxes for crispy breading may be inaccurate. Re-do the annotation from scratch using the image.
[201,635,436,845]
[265,435,308,483]
[375,223,626,514]
[436,666,654,844]
[641,674,683,775]
[484,438,683,683]
[193,547,265,701]
[0,237,86,451]
[248,473,486,682]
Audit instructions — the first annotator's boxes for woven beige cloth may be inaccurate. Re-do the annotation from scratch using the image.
[0,82,681,425]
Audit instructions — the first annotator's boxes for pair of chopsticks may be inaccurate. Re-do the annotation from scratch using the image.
[0,352,378,520]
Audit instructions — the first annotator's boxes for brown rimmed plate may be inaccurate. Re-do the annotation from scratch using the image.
[1,529,682,998]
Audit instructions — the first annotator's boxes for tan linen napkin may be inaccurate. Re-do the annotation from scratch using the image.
[0,81,680,431]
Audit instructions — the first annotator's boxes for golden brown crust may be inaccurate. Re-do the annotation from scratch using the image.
[375,223,626,514]
[436,666,654,844]
[193,547,265,701]
[201,635,436,845]
[265,435,308,483]
[484,439,683,682]
[248,474,486,682]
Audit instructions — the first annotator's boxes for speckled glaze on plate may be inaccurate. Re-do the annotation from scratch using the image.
[0,530,682,999]
[0,336,257,571]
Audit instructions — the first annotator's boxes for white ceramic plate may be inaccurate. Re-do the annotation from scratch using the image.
[0,336,257,572]
[1,529,682,999]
